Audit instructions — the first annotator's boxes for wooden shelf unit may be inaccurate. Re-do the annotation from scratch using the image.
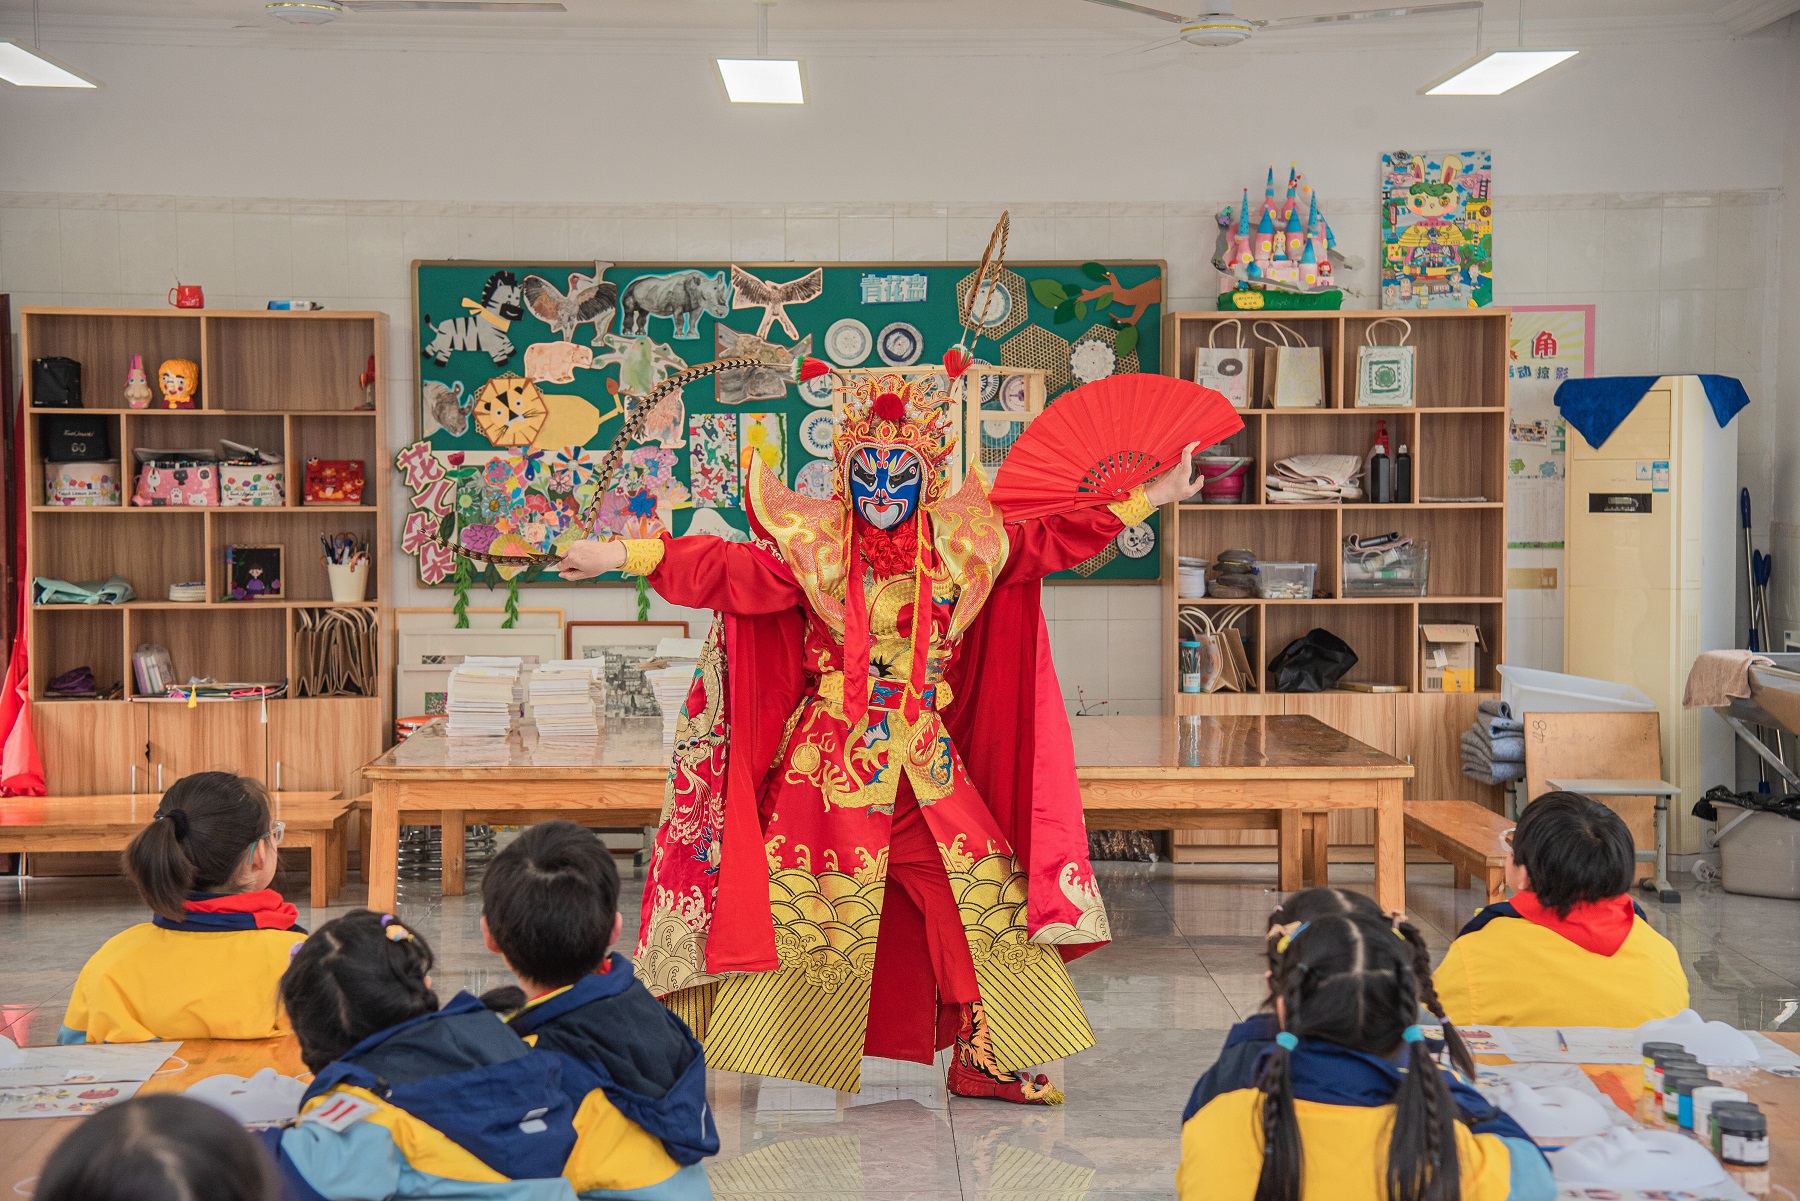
[1159,309,1510,858]
[21,308,390,799]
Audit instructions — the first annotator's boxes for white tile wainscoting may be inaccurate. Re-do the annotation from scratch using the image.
[0,190,1778,711]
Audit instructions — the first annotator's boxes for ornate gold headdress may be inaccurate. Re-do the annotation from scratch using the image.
[832,371,959,507]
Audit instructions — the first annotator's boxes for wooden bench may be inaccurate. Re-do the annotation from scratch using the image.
[0,792,352,908]
[1403,800,1511,901]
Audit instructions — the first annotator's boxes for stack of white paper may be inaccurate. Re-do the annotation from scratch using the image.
[445,657,524,738]
[527,659,603,739]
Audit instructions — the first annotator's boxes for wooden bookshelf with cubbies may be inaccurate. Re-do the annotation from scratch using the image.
[1160,309,1509,862]
[21,308,390,800]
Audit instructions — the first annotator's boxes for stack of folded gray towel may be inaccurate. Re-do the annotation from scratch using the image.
[1461,698,1524,785]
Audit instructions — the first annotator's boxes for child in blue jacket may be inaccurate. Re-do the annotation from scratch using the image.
[1178,913,1554,1201]
[263,909,580,1201]
[481,821,715,1201]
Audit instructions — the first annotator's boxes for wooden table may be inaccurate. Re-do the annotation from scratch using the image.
[0,792,352,907]
[0,1036,305,1190]
[1072,715,1413,913]
[363,714,1413,914]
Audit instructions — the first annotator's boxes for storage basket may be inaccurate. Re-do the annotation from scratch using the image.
[221,440,284,506]
[1344,538,1430,597]
[45,460,121,507]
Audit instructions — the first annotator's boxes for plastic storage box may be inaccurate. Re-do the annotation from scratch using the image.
[1344,539,1430,597]
[1254,562,1317,600]
[1710,802,1800,899]
[1496,665,1657,715]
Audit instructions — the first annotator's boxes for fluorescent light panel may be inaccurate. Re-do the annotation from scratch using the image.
[0,38,99,88]
[1422,48,1576,95]
[716,58,804,104]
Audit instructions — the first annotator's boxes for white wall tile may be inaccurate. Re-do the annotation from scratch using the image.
[839,216,893,260]
[616,218,678,260]
[1048,617,1110,706]
[1106,617,1162,700]
[118,208,178,294]
[1594,290,1659,375]
[1659,205,1717,292]
[946,216,995,260]
[1544,208,1603,293]
[176,209,237,293]
[1714,203,1767,292]
[1163,215,1209,302]
[1494,207,1548,296]
[892,216,948,262]
[58,207,120,295]
[1052,216,1109,259]
[1657,290,1716,374]
[730,217,784,260]
[1054,586,1109,619]
[1006,216,1054,260]
[1600,207,1661,292]
[233,212,293,298]
[1109,215,1164,260]
[455,216,514,260]
[1715,288,1761,381]
[346,216,406,299]
[567,217,622,259]
[512,217,569,261]
[784,217,837,261]
[1109,583,1161,620]
[402,213,457,264]
[290,214,349,298]
[1,206,63,291]
[675,217,729,260]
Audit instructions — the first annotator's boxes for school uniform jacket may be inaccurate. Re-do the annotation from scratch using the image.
[262,991,582,1201]
[1433,893,1688,1028]
[1177,1039,1555,1201]
[59,890,306,1044]
[1179,1013,1533,1145]
[507,955,716,1200]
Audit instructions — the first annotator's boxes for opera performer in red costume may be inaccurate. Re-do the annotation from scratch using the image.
[556,370,1206,1104]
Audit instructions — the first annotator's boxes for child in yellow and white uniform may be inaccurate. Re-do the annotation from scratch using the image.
[1178,914,1553,1201]
[61,772,304,1044]
[482,822,715,1200]
[264,909,581,1201]
[1434,791,1688,1028]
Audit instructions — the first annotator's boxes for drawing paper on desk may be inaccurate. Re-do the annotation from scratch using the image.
[0,1041,178,1089]
[1746,1030,1800,1069]
[0,1080,145,1118]
[1505,1027,1639,1064]
[1420,1024,1515,1056]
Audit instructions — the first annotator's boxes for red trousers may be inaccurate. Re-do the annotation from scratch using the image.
[862,778,979,1062]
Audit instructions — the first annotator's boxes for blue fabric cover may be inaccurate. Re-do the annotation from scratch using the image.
[1554,375,1750,450]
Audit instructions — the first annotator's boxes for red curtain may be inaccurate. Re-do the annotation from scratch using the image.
[0,383,43,796]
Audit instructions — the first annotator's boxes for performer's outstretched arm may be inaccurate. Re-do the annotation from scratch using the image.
[996,440,1205,584]
[555,534,804,614]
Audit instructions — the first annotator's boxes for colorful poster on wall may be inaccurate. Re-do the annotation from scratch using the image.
[1379,149,1493,309]
[1505,305,1594,673]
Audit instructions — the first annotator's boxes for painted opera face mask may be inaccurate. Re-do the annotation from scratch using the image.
[848,445,923,530]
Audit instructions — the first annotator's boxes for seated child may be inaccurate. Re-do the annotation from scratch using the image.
[62,771,305,1043]
[1181,889,1524,1142]
[36,1094,278,1201]
[481,821,716,1200]
[265,909,581,1201]
[1178,915,1554,1201]
[1434,791,1689,1028]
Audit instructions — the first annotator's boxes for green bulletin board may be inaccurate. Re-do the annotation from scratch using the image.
[400,258,1166,586]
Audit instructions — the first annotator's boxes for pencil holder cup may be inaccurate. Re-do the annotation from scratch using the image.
[328,561,368,604]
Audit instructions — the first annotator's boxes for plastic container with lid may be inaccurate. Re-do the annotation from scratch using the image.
[1667,1068,1717,1126]
[1641,1042,1687,1091]
[1690,1085,1747,1141]
[1709,1100,1763,1155]
[1650,1047,1699,1102]
[1718,1104,1769,1166]
[1253,561,1317,600]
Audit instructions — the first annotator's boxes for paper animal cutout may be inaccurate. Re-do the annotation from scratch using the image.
[423,270,524,365]
[470,374,601,450]
[523,341,593,385]
[728,265,823,339]
[593,334,689,448]
[713,326,812,406]
[619,269,730,340]
[423,379,470,435]
[521,262,618,344]
[684,508,750,542]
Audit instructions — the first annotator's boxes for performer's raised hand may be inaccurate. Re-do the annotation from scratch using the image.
[1144,441,1205,507]
[556,538,628,580]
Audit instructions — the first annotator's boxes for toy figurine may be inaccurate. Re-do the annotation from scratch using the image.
[123,354,152,409]
[158,359,199,409]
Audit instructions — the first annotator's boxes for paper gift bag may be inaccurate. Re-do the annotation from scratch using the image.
[1194,318,1255,410]
[1356,317,1415,408]
[1254,321,1323,408]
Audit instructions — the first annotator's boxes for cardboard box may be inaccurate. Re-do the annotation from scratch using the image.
[1420,623,1484,693]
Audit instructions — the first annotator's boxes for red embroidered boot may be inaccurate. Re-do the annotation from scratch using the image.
[945,1002,1065,1105]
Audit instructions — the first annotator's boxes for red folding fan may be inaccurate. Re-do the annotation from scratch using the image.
[988,375,1244,521]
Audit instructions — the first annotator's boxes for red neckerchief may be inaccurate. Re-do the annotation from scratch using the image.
[1508,890,1637,957]
[184,888,301,931]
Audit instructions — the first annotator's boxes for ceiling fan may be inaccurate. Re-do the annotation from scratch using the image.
[260,0,566,26]
[1083,0,1483,49]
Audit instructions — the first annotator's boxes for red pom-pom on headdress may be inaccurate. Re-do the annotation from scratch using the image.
[872,392,907,422]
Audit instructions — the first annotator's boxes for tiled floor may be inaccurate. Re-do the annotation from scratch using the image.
[4,858,1798,1200]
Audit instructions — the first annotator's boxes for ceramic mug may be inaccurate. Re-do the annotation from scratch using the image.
[168,284,204,309]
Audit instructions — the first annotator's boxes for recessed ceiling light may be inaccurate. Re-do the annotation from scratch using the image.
[716,58,804,104]
[1421,48,1578,95]
[0,38,99,87]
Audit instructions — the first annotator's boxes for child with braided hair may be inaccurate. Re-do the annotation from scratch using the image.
[1183,890,1485,1122]
[1177,913,1553,1201]
[261,909,581,1200]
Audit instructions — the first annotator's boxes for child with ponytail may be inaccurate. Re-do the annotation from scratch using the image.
[263,909,581,1200]
[61,772,304,1044]
[1177,914,1553,1201]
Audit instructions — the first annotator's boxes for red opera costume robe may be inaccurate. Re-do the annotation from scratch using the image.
[625,459,1147,1093]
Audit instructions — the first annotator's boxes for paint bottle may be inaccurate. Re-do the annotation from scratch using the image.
[1394,444,1413,504]
[1718,1104,1770,1196]
[1710,1100,1764,1156]
[1668,1068,1717,1127]
[1640,1041,1686,1092]
[1651,1048,1699,1106]
[1690,1085,1747,1140]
